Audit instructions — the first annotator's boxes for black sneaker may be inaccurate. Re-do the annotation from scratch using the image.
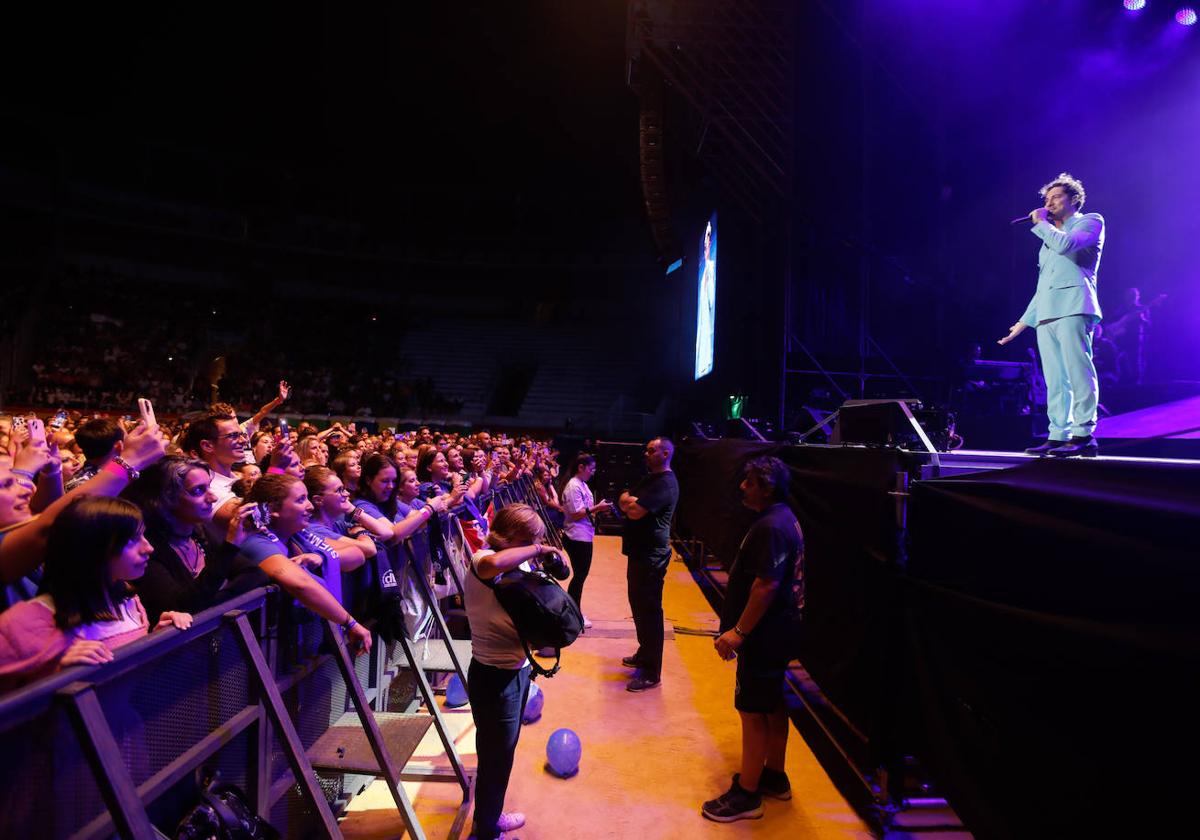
[621,655,644,669]
[735,769,792,801]
[702,777,764,822]
[626,675,661,692]
[1024,439,1067,455]
[1049,435,1099,458]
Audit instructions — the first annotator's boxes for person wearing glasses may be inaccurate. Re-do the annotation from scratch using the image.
[181,413,250,545]
[299,466,379,604]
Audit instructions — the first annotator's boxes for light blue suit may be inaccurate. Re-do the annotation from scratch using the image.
[1019,212,1105,440]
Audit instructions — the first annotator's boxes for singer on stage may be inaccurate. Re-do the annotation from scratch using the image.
[998,173,1104,457]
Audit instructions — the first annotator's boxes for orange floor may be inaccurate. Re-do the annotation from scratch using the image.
[342,536,870,839]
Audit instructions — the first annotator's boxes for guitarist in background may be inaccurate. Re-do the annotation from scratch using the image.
[1107,287,1165,386]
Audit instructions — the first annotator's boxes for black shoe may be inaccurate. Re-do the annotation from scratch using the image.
[1049,435,1098,458]
[626,675,661,692]
[735,769,793,801]
[1024,439,1067,455]
[702,777,764,822]
[621,655,644,669]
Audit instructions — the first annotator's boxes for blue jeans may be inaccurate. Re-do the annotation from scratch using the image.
[468,659,531,840]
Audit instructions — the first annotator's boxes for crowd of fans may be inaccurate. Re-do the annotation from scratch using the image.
[0,390,564,688]
[0,385,599,838]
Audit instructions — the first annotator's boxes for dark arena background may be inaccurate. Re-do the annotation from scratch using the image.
[1,2,1198,839]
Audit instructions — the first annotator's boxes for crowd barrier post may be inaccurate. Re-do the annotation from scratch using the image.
[403,539,472,691]
[390,626,474,797]
[316,619,431,840]
[227,609,342,839]
[58,681,157,839]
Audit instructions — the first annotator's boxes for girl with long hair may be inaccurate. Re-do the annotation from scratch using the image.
[0,495,192,691]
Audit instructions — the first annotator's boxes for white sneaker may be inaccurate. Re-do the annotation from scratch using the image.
[469,812,525,839]
[582,615,593,630]
[496,812,526,831]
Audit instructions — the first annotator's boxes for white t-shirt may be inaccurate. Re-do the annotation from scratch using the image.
[465,549,530,669]
[561,476,595,543]
[202,470,240,546]
[209,470,239,507]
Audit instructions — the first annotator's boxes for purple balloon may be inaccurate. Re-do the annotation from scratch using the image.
[546,728,581,778]
[522,683,545,724]
[445,674,469,708]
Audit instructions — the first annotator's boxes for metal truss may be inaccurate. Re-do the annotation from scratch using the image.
[627,0,795,223]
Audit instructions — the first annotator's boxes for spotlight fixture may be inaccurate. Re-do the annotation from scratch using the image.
[1123,0,1145,10]
[1177,6,1198,24]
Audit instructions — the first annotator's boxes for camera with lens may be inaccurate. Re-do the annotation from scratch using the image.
[538,547,570,581]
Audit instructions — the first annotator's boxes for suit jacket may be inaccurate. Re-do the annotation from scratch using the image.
[1019,212,1104,328]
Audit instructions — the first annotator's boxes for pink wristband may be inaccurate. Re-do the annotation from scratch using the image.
[267,466,287,475]
[102,461,131,480]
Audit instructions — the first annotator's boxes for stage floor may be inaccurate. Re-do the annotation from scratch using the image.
[922,447,1200,478]
[341,536,869,839]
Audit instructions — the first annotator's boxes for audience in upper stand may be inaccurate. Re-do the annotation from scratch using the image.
[18,265,465,417]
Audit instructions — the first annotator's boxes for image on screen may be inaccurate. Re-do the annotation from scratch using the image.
[694,213,717,380]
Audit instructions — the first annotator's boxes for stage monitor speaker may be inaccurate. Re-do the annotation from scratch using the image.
[831,399,948,453]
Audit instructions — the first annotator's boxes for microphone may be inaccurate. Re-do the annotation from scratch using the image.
[1010,213,1033,225]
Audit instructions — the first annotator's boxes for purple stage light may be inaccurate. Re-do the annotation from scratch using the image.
[1123,0,1145,10]
[1177,7,1198,24]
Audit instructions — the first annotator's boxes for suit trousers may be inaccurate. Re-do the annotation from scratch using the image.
[627,550,671,681]
[1036,314,1099,440]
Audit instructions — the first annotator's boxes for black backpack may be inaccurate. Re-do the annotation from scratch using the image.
[472,561,583,677]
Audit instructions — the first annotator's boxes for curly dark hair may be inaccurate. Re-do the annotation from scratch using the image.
[1039,172,1086,210]
[743,455,791,503]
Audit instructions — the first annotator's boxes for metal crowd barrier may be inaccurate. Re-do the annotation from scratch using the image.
[0,585,471,840]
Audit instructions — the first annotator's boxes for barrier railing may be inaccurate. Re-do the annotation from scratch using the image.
[0,586,471,839]
[0,475,564,839]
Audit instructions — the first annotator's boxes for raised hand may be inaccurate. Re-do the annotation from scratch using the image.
[121,422,168,471]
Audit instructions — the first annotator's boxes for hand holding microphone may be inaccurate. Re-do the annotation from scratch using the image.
[1030,207,1050,224]
[1011,208,1051,225]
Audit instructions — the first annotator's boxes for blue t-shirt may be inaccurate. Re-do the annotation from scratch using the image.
[294,526,344,603]
[235,530,332,601]
[396,497,432,573]
[237,531,287,565]
[353,498,388,522]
